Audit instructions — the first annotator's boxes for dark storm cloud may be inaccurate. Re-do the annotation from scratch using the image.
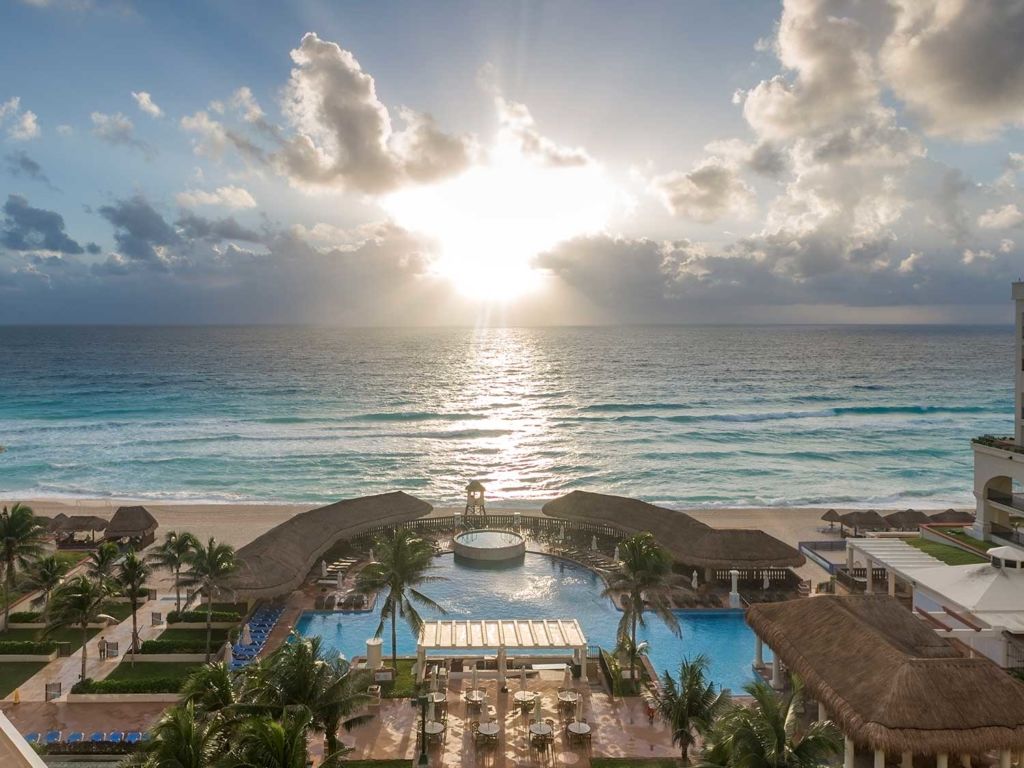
[174,211,263,243]
[1,194,83,254]
[98,195,179,265]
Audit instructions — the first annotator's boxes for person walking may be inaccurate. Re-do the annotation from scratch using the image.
[98,635,106,660]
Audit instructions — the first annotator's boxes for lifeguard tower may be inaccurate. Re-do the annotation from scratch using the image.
[465,480,486,517]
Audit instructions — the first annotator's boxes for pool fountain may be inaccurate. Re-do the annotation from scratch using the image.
[453,529,526,563]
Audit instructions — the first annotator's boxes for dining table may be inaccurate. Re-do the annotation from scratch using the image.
[528,722,553,737]
[424,720,445,735]
[567,721,591,736]
[478,722,500,737]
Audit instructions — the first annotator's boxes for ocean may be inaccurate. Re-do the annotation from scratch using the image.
[0,325,1014,509]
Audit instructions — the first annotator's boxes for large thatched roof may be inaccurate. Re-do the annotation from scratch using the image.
[225,491,433,599]
[104,505,158,539]
[840,509,889,530]
[930,508,975,524]
[542,491,804,569]
[747,595,1024,753]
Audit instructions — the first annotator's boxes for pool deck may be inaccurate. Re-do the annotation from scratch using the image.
[316,668,681,766]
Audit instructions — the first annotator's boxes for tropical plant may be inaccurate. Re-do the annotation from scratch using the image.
[87,540,122,584]
[27,554,68,606]
[116,548,151,659]
[248,635,373,755]
[45,574,111,682]
[355,529,445,669]
[137,701,226,768]
[149,530,199,613]
[654,654,729,764]
[182,537,238,662]
[229,706,351,768]
[180,661,243,716]
[601,532,679,685]
[0,502,47,626]
[701,679,842,768]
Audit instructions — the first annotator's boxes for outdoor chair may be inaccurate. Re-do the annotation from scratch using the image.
[45,730,61,745]
[88,731,105,742]
[65,732,84,743]
[107,731,125,743]
[126,731,143,744]
[23,733,40,744]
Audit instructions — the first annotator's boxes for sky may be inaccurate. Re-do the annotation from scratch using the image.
[1,0,1023,325]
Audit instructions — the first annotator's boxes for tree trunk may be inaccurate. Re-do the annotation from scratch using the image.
[129,596,138,665]
[205,586,213,663]
[325,714,339,756]
[174,565,181,613]
[80,622,89,682]
[391,608,398,669]
[3,566,12,627]
[630,605,638,691]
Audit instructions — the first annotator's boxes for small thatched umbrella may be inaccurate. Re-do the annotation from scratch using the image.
[884,508,929,531]
[821,509,842,530]
[930,508,974,524]
[840,510,889,536]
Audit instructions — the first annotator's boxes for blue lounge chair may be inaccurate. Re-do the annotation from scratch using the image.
[66,732,84,743]
[89,731,105,742]
[45,730,61,745]
[107,731,124,744]
[125,731,143,744]
[23,733,40,744]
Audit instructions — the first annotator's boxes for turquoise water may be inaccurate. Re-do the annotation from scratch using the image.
[295,553,767,692]
[0,325,1014,507]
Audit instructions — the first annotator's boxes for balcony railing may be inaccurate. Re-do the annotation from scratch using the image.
[988,490,1024,514]
[974,435,1024,455]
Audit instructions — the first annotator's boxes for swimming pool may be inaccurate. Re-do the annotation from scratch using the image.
[295,552,768,692]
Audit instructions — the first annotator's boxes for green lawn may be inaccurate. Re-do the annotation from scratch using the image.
[907,538,988,565]
[157,627,230,644]
[100,601,135,622]
[0,662,46,697]
[942,529,998,552]
[382,659,417,698]
[105,661,202,683]
[0,626,100,653]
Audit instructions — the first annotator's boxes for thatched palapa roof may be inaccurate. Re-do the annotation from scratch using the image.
[930,508,975,524]
[225,491,432,599]
[840,509,889,531]
[53,515,109,533]
[747,595,1024,753]
[884,508,929,529]
[542,491,804,569]
[821,509,842,523]
[104,505,158,539]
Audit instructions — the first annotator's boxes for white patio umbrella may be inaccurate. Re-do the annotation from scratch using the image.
[471,663,479,691]
[368,548,375,562]
[427,699,436,723]
[613,544,619,561]
[520,665,527,692]
[575,694,583,722]
[563,663,572,687]
[220,641,233,663]
[430,670,438,692]
[241,623,252,646]
[559,525,565,541]
[590,535,597,551]
[320,560,327,578]
[336,570,344,590]
[691,570,699,590]
[533,695,542,723]
[763,573,771,590]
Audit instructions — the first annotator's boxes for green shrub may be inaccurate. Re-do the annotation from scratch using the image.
[7,611,43,623]
[72,676,184,694]
[0,640,56,655]
[167,609,241,624]
[139,639,209,654]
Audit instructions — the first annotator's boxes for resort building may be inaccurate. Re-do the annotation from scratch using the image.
[748,595,1024,768]
[971,281,1024,543]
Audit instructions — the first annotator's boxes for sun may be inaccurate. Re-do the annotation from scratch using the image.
[380,139,621,302]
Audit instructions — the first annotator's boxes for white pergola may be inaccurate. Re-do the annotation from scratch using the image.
[416,618,588,684]
[845,538,941,595]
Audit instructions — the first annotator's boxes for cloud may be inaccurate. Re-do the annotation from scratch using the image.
[131,90,163,118]
[0,97,40,141]
[90,111,153,156]
[98,195,180,267]
[978,204,1024,230]
[180,109,266,163]
[1,194,83,253]
[4,150,53,187]
[881,0,1024,140]
[175,185,257,209]
[174,211,262,242]
[56,124,73,137]
[277,32,472,193]
[650,158,755,222]
[493,97,589,168]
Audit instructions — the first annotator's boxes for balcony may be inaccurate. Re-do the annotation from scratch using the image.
[988,489,1024,514]
[973,435,1024,456]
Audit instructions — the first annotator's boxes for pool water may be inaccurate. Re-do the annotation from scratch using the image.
[296,552,768,692]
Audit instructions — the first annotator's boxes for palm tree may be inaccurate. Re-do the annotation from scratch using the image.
[355,529,445,669]
[228,707,349,768]
[138,701,225,768]
[654,654,729,764]
[116,549,151,660]
[248,635,373,755]
[0,502,47,627]
[28,554,69,606]
[702,679,841,768]
[148,531,199,614]
[87,541,121,585]
[182,537,238,662]
[181,661,241,716]
[601,531,679,686]
[45,575,111,682]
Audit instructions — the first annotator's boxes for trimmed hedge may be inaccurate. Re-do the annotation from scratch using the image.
[7,611,43,623]
[72,676,184,694]
[0,640,56,655]
[41,740,136,756]
[140,639,210,654]
[167,609,241,624]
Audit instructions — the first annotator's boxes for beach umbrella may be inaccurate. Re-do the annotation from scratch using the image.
[821,509,841,530]
[241,623,252,646]
[691,570,699,590]
[220,641,233,664]
[320,560,327,578]
[590,535,597,551]
[613,544,619,561]
[533,695,542,723]
[471,663,479,691]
